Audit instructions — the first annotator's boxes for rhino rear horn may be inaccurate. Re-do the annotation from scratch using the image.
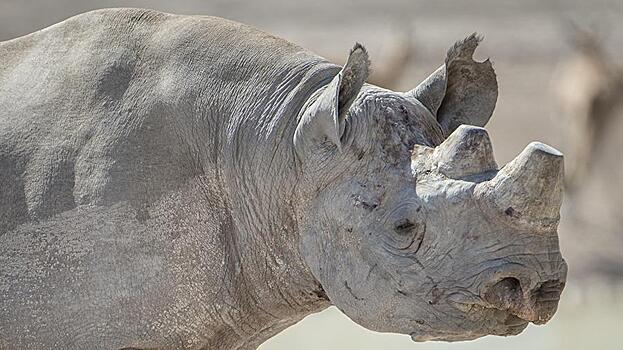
[475,142,564,232]
[433,125,497,179]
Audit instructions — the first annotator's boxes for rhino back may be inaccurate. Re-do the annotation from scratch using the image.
[0,8,325,232]
[0,9,333,348]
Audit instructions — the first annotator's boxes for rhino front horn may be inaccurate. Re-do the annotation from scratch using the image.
[434,125,497,179]
[475,142,564,232]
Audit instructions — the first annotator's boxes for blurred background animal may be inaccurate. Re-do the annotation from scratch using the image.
[553,24,623,280]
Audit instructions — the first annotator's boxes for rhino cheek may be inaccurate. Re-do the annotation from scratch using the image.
[298,217,425,335]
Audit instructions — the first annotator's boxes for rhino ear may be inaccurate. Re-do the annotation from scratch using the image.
[294,43,370,155]
[405,34,498,137]
[406,64,447,116]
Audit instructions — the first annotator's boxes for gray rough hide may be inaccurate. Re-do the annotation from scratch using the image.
[0,8,567,350]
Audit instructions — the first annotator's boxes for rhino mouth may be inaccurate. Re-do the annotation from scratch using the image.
[455,301,531,330]
[503,313,530,327]
[482,277,564,326]
[409,313,528,342]
[440,278,564,340]
[494,309,530,333]
[409,305,530,342]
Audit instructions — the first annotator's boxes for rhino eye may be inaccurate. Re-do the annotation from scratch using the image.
[394,219,416,234]
[389,217,426,252]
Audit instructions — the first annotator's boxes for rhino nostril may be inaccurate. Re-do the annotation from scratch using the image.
[491,277,522,295]
[534,279,564,302]
[498,277,521,290]
[484,277,523,311]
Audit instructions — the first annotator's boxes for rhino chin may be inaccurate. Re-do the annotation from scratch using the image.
[409,315,529,343]
[410,331,486,343]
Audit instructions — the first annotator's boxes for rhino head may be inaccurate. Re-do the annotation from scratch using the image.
[293,34,567,341]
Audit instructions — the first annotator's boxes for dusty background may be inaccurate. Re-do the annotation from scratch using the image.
[2,0,622,349]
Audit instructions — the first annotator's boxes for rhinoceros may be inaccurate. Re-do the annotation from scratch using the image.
[0,8,567,350]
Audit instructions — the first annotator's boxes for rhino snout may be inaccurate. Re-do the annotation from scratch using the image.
[482,274,565,325]
[448,260,566,329]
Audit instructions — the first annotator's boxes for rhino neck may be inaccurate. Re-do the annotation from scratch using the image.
[208,61,339,346]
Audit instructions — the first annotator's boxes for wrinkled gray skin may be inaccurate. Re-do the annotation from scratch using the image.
[0,8,567,350]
